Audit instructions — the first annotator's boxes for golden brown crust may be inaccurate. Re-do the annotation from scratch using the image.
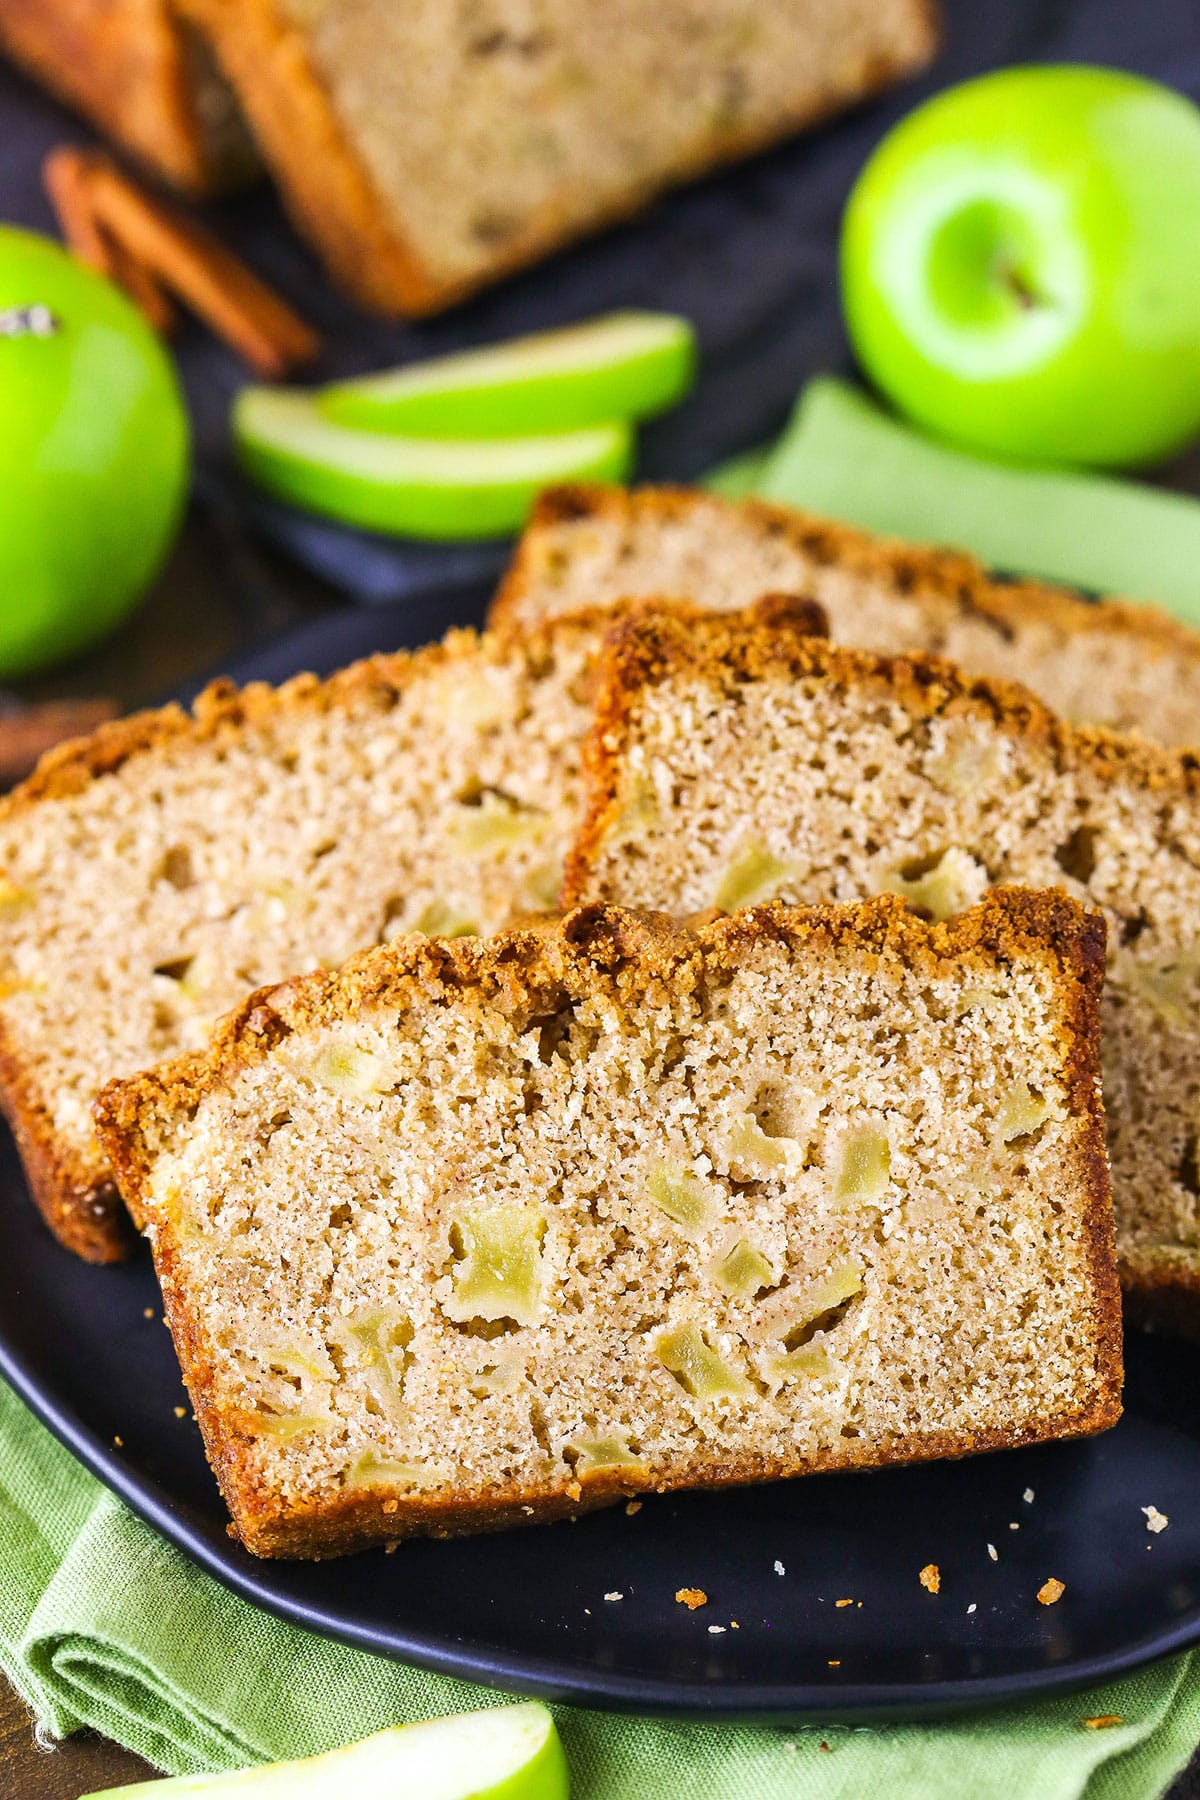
[564,603,1200,908]
[492,481,1200,675]
[95,888,1122,1555]
[0,0,255,195]
[176,1,937,315]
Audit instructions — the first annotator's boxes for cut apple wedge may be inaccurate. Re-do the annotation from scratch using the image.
[320,310,695,436]
[234,389,633,539]
[79,1701,569,1799]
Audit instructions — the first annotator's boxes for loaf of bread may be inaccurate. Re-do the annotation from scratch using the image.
[494,484,1200,746]
[0,598,824,1262]
[0,0,256,195]
[93,893,1120,1557]
[565,605,1200,1335]
[175,0,938,315]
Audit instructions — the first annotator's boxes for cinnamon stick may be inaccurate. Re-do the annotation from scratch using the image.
[85,157,320,377]
[43,147,115,276]
[44,148,176,334]
[42,145,318,375]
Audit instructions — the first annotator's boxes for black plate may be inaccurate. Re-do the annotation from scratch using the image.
[4,603,1200,1723]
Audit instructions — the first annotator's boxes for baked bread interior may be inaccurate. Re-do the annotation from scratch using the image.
[94,893,1120,1558]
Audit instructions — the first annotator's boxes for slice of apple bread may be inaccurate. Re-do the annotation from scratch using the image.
[492,483,1200,745]
[0,622,598,1262]
[94,893,1120,1558]
[565,605,1200,1334]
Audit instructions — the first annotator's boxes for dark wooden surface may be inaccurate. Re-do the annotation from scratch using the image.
[5,474,1200,1795]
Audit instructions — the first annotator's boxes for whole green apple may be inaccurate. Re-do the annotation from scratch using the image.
[841,66,1200,468]
[0,228,189,676]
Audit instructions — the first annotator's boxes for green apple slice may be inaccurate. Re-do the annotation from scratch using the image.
[235,388,633,540]
[319,310,695,437]
[79,1702,569,1800]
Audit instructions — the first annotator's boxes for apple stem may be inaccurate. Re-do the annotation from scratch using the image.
[996,261,1042,311]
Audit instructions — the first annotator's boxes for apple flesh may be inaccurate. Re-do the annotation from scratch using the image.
[841,66,1200,467]
[78,1701,569,1800]
[320,310,695,437]
[234,388,632,539]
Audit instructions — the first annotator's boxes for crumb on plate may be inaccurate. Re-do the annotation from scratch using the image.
[1037,1578,1065,1606]
[919,1563,940,1595]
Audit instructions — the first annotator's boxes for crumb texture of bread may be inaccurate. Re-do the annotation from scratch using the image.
[95,893,1120,1558]
[567,607,1200,1326]
[0,0,256,194]
[494,485,1200,746]
[177,0,936,312]
[0,617,605,1259]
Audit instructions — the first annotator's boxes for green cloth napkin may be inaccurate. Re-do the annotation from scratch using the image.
[711,377,1200,624]
[3,1379,1198,1798]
